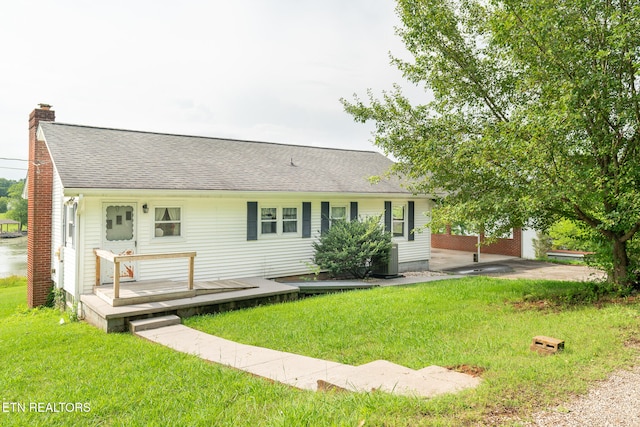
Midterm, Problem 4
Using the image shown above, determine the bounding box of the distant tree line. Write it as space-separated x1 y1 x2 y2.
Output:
0 178 27 229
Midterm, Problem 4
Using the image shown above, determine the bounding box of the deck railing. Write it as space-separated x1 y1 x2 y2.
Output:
94 249 196 299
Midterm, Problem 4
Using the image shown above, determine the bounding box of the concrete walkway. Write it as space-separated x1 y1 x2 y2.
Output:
131 250 602 399
128 251 543 398
132 252 565 398
133 317 481 398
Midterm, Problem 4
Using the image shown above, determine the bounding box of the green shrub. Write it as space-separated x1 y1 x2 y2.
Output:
312 216 391 279
548 219 599 252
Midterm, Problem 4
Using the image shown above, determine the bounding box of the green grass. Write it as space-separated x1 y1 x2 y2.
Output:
536 256 586 266
1 276 639 426
185 277 640 423
0 276 27 317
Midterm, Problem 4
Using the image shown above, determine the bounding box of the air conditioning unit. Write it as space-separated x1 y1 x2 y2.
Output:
373 243 399 278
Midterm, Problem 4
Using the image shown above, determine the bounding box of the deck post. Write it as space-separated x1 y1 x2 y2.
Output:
93 250 196 305
114 261 120 299
188 255 195 290
95 251 101 288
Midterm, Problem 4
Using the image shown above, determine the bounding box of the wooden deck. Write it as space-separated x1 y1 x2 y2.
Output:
95 279 258 306
81 277 300 332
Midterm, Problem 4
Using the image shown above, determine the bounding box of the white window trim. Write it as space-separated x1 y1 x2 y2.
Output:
152 205 184 241
260 207 278 235
259 205 301 238
330 205 348 223
281 206 299 234
392 203 406 239
64 201 77 249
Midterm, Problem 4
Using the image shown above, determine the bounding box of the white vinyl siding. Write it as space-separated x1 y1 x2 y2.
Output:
357 199 431 266
73 195 431 296
50 173 64 289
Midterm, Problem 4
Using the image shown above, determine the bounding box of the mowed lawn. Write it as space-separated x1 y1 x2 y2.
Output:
1 276 639 426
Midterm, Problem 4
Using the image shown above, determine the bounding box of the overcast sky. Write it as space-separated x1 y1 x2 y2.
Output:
0 0 424 181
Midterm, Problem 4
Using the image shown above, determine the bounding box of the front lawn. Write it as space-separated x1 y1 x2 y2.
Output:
185 277 640 424
1 276 638 426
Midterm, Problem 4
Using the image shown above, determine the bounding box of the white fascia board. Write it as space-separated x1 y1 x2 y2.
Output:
62 188 431 200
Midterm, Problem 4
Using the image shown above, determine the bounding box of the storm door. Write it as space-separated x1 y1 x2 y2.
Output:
101 204 137 284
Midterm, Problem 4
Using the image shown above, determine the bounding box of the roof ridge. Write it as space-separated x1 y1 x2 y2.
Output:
42 121 379 155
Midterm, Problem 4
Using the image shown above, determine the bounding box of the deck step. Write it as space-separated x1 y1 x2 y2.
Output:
129 315 181 333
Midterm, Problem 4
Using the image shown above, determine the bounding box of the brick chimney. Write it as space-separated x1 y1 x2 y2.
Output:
27 104 56 307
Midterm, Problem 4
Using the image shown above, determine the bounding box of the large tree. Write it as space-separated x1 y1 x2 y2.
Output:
343 0 640 288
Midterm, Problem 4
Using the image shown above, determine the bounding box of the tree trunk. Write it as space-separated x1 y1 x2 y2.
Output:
611 237 630 288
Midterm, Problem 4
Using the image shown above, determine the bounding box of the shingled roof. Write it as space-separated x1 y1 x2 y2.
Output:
40 122 409 194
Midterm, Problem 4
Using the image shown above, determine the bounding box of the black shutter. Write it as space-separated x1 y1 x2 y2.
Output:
302 202 311 238
408 201 415 241
384 201 392 233
350 202 358 221
321 202 330 235
247 202 258 241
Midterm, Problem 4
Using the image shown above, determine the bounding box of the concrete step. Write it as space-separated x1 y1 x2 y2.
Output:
316 360 481 398
129 315 181 333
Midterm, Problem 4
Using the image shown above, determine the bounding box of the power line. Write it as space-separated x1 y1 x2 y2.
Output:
0 157 28 162
0 166 27 171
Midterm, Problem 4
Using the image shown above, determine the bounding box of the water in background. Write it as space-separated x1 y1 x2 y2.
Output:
0 235 27 278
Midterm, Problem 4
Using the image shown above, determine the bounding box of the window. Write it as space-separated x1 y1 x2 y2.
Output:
64 203 77 248
282 207 298 233
331 206 347 222
259 206 300 236
155 207 181 237
392 205 405 237
261 207 277 234
106 205 134 241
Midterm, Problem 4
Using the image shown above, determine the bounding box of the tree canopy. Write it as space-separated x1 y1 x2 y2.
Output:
343 0 640 288
0 178 14 198
5 180 27 229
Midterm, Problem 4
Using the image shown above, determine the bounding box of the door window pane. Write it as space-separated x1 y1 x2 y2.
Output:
106 206 134 241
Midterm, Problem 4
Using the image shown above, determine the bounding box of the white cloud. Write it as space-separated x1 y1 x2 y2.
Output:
0 0 423 180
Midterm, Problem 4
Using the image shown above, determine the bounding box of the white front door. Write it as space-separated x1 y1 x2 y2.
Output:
101 203 137 284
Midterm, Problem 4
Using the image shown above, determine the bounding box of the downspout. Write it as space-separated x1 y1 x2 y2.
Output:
75 194 84 317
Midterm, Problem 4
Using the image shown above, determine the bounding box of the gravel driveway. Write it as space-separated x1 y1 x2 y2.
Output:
520 363 640 426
